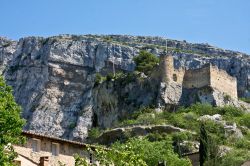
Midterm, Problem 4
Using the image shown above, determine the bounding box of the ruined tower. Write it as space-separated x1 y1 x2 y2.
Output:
159 52 174 83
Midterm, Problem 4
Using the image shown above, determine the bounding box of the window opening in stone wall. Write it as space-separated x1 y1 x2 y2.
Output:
173 74 177 82
52 143 60 156
32 139 41 152
13 160 21 166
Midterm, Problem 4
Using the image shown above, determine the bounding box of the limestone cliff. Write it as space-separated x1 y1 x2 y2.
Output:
0 34 249 141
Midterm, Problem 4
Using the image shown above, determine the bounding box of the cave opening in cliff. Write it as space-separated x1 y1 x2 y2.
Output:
92 113 98 127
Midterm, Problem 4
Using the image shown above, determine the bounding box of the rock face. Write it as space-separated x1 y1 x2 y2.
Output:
0 37 17 73
93 72 158 129
3 35 138 141
0 34 250 141
180 86 241 107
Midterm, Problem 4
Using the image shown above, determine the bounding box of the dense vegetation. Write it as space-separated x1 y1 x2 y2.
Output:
116 104 250 133
0 77 25 165
84 103 250 166
75 136 191 166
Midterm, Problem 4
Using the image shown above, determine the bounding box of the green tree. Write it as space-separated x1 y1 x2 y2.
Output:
133 51 159 75
75 144 147 166
199 123 208 166
75 137 191 166
0 76 25 165
112 137 191 166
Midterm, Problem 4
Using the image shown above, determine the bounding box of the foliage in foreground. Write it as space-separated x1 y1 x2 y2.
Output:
0 77 25 165
75 137 191 166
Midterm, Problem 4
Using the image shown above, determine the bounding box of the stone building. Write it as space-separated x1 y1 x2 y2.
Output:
13 131 96 166
159 53 238 105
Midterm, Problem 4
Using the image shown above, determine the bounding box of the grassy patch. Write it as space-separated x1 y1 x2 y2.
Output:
88 127 102 140
239 97 250 103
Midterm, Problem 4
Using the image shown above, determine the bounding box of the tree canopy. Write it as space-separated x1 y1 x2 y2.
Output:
133 51 159 75
0 76 25 165
75 137 191 166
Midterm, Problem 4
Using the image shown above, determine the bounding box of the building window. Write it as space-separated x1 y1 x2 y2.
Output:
32 139 41 152
51 143 60 156
13 160 21 166
173 74 177 82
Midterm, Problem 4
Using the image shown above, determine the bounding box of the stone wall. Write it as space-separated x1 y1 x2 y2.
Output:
14 155 38 166
160 54 238 104
210 65 238 99
183 64 211 89
173 68 185 85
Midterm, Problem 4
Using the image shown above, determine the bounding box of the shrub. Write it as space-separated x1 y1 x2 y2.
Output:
218 106 244 118
162 111 199 131
2 42 11 47
223 94 231 101
94 73 105 86
136 113 158 125
178 103 215 116
219 149 250 166
238 113 250 128
106 73 114 82
88 128 102 140
95 73 102 84
172 132 192 143
68 122 76 129
118 119 138 127
146 133 168 142
234 138 250 150
131 107 155 119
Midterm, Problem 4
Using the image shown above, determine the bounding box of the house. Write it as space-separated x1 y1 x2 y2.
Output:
13 131 96 166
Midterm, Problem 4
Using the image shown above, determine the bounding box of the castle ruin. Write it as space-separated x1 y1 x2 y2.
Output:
159 53 238 105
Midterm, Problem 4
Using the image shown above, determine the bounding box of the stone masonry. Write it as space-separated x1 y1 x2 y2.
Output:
159 53 238 105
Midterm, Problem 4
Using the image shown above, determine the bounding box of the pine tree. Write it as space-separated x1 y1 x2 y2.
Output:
199 123 208 166
133 51 159 75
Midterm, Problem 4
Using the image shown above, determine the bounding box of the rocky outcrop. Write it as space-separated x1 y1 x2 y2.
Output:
3 35 139 141
96 125 186 145
198 114 243 139
180 86 241 107
93 72 158 128
0 34 250 141
0 37 17 73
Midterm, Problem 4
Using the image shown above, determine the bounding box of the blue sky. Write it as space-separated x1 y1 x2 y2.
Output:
1 0 250 54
